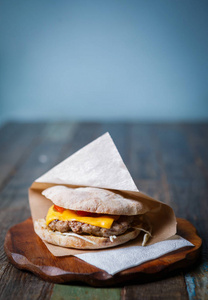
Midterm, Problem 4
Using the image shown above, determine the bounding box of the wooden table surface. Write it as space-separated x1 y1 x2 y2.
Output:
0 122 207 300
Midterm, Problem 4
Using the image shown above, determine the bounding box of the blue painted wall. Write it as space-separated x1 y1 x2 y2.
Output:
0 0 208 123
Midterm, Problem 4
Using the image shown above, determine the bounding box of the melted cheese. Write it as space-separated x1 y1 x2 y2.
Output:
46 205 119 229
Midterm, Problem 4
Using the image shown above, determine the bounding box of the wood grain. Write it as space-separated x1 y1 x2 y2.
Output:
4 217 201 287
51 285 121 300
0 122 80 300
0 122 207 299
0 122 45 189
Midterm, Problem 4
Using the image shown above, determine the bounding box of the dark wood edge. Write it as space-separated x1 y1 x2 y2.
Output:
4 218 202 286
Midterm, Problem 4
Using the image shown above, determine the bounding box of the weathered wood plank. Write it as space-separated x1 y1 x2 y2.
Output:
122 123 189 299
0 122 207 300
0 122 45 189
180 124 208 300
51 285 121 300
0 122 79 300
122 275 188 300
150 123 208 300
0 267 53 300
128 124 167 198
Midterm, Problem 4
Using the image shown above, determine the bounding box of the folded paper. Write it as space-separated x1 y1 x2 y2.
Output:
35 132 138 191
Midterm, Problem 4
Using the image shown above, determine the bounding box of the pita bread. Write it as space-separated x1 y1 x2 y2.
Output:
34 219 141 250
42 185 148 215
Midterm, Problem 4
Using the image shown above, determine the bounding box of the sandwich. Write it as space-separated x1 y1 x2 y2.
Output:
34 185 152 249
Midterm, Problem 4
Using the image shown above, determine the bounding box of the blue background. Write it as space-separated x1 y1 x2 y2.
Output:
0 0 208 124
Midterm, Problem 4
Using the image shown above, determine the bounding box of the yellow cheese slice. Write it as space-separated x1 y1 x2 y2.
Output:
46 205 119 229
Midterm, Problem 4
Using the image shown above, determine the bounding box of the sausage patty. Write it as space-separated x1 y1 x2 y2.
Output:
48 215 136 237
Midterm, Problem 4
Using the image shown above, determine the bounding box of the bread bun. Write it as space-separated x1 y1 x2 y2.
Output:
42 185 148 215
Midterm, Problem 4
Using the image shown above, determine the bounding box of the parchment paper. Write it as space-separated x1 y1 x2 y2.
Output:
29 132 177 256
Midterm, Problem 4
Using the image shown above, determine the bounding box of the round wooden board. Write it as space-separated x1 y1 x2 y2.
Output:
4 218 201 286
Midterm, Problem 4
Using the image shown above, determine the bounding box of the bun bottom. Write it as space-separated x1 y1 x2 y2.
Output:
34 219 141 250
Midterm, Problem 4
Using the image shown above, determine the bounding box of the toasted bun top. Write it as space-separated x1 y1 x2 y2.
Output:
42 185 149 215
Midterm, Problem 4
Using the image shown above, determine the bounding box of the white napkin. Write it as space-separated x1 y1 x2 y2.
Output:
75 235 193 275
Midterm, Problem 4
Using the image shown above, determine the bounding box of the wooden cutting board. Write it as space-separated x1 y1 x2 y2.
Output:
4 218 201 286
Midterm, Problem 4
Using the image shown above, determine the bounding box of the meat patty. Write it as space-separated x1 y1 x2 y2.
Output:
48 215 136 237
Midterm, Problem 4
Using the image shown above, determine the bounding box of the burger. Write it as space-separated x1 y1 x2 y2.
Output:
34 185 152 249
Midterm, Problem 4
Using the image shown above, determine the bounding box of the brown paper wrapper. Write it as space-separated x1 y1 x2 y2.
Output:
28 133 177 256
